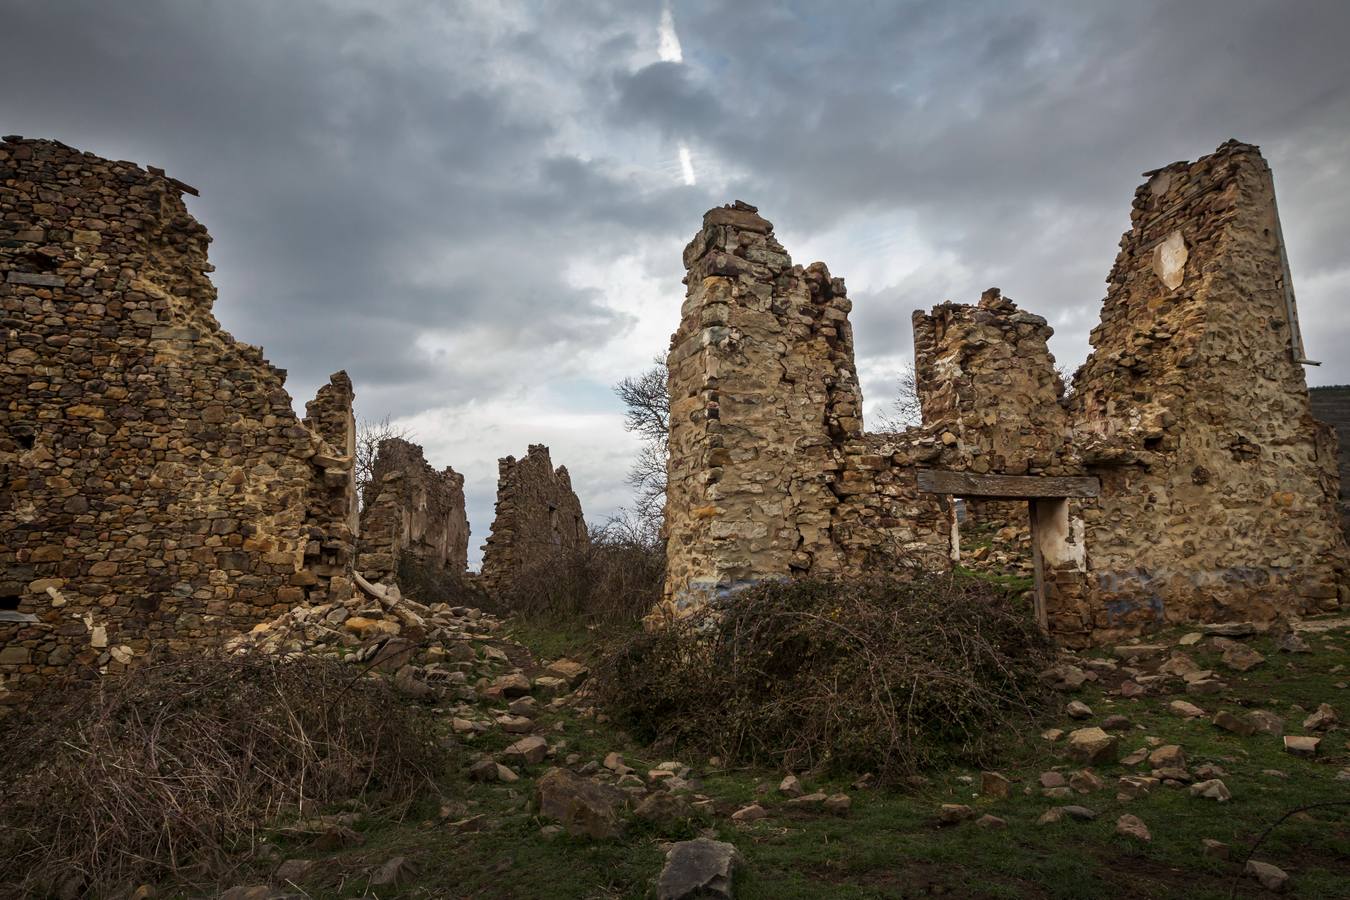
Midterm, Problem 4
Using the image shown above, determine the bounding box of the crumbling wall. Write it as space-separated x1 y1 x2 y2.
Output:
1071 140 1347 635
913 289 1074 476
661 141 1345 641
479 444 587 596
662 202 947 613
1309 386 1350 541
357 437 469 584
0 137 355 709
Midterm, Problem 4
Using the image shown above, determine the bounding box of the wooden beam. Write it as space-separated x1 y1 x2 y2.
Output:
917 469 1100 499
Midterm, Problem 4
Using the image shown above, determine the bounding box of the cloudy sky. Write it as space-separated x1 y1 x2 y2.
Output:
4 1 1347 564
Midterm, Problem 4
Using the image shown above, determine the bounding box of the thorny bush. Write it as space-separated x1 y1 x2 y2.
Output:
0 653 440 899
497 513 665 628
592 572 1054 781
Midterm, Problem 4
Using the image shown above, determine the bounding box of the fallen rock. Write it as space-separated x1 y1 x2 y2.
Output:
976 814 1007 829
1189 779 1231 802
1212 710 1256 737
496 714 534 734
1065 700 1093 719
1038 771 1067 789
1245 860 1289 893
1276 632 1311 654
504 735 549 765
1115 813 1151 842
536 768 626 839
1200 838 1229 859
1101 714 1132 731
656 838 742 900
1221 645 1265 673
938 803 975 825
1070 770 1104 794
778 775 804 797
1148 745 1185 769
635 792 695 826
274 859 316 883
1066 727 1118 765
494 672 532 697
1061 805 1097 821
1204 622 1257 637
1119 680 1146 699
730 804 767 823
823 793 852 816
1041 663 1088 692
1283 735 1320 758
981 771 1011 799
1303 703 1338 731
469 758 499 782
1178 632 1203 646
1186 678 1226 696
1169 700 1206 719
784 792 827 811
369 856 416 888
545 658 589 686
1041 728 1065 742
1116 775 1158 800
1248 710 1285 736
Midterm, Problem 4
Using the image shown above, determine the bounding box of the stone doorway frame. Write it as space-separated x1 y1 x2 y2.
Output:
917 471 1100 632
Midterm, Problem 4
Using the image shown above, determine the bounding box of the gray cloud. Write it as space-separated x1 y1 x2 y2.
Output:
3 0 1347 562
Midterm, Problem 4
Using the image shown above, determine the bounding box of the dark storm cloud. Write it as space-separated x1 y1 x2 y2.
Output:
3 0 1347 560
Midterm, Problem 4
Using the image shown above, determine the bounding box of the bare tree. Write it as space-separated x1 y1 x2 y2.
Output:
614 358 669 532
355 416 412 507
874 364 923 432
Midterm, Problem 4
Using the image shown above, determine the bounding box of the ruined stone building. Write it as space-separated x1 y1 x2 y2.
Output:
662 141 1347 644
479 444 588 596
357 437 469 584
0 137 358 707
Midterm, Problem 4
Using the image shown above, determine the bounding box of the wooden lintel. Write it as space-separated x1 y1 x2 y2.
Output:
916 469 1100 499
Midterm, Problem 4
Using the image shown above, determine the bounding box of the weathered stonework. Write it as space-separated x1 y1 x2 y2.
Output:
663 141 1347 641
1069 140 1346 638
661 202 947 615
0 137 356 708
357 437 469 584
1310 386 1350 540
479 444 587 596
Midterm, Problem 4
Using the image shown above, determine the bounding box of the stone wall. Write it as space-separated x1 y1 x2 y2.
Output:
479 444 587 596
662 202 947 615
357 437 469 584
913 289 1074 476
0 137 356 709
1070 140 1346 637
1309 386 1350 541
662 141 1346 641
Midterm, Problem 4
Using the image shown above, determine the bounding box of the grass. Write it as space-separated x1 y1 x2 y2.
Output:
154 620 1348 899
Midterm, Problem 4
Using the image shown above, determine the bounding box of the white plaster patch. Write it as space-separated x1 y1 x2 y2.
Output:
1153 230 1188 290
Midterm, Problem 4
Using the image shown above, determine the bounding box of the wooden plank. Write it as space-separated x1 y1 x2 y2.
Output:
917 469 1100 499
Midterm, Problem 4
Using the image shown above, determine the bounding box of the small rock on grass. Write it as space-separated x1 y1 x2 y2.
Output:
1065 700 1093 719
1245 860 1289 893
1283 735 1320 757
981 771 1011 799
1066 727 1118 765
1212 710 1256 736
938 803 975 825
730 804 767 823
1200 838 1229 859
657 838 742 900
823 793 852 815
1303 703 1338 731
976 814 1006 829
1115 814 1151 842
370 856 416 888
778 774 804 797
1189 779 1231 802
1169 700 1206 719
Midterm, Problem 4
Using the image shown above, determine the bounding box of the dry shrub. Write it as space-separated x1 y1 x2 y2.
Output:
0 653 439 898
499 515 665 627
592 572 1053 780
